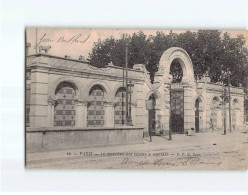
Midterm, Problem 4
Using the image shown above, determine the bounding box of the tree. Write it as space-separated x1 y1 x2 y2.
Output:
88 30 248 87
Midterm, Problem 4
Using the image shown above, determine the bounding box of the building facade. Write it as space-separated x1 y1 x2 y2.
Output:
26 47 246 152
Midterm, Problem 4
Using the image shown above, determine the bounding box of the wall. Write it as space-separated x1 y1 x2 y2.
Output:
26 126 144 152
27 54 151 129
26 51 246 138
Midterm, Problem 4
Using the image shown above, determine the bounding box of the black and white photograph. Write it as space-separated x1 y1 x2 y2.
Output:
25 28 248 169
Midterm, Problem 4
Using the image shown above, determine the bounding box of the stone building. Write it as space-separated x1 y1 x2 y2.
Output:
25 47 246 152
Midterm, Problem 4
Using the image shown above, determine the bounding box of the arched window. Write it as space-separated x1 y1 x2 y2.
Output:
87 85 105 127
54 82 76 126
210 97 222 130
114 87 126 125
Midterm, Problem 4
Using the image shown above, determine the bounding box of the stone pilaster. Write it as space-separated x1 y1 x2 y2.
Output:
183 85 195 132
75 101 88 127
163 83 171 132
205 96 212 131
104 102 115 127
29 68 49 127
47 98 56 127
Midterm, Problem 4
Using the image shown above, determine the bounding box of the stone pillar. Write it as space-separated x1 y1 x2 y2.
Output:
216 108 222 130
29 68 49 127
239 97 245 131
104 102 115 127
226 103 230 131
183 85 195 133
75 101 88 127
47 99 55 127
199 109 206 132
234 109 239 131
163 83 170 132
205 96 212 131
144 109 149 132
131 103 137 126
134 84 145 127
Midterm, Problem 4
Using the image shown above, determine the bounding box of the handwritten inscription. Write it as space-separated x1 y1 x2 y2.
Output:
34 33 91 49
121 157 223 167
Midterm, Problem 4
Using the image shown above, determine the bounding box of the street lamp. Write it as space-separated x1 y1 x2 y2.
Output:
220 87 229 135
168 75 173 140
127 81 134 126
227 68 232 132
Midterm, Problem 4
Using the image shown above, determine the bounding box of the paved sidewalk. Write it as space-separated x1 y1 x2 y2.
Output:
26 131 248 164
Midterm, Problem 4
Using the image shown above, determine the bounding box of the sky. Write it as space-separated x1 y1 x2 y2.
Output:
26 28 248 60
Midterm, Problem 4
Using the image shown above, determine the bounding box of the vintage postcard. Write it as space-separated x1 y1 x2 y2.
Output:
25 28 248 169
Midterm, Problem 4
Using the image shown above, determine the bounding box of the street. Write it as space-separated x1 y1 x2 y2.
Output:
26 131 248 169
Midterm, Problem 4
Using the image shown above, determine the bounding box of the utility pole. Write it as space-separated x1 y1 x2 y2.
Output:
169 85 172 140
125 43 133 126
122 45 125 125
221 87 227 135
125 43 129 124
228 69 232 132
128 81 134 126
166 75 173 140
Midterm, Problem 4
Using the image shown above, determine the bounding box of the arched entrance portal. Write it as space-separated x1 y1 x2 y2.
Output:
153 47 196 134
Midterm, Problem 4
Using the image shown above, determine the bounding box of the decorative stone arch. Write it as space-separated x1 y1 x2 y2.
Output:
154 47 195 87
145 90 163 135
48 76 84 127
193 94 206 132
112 82 126 101
87 80 111 102
86 80 114 127
232 98 240 131
145 90 163 110
193 94 205 111
152 47 196 133
48 76 84 103
113 86 127 126
211 96 222 109
210 95 223 131
233 98 239 108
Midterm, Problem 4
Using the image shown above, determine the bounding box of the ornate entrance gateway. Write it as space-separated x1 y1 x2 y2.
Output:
152 47 196 134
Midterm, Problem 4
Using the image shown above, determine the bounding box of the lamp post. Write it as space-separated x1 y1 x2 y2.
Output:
169 85 172 140
124 42 133 126
146 96 155 142
221 87 228 135
125 43 128 124
168 75 173 140
127 81 134 126
227 69 232 132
